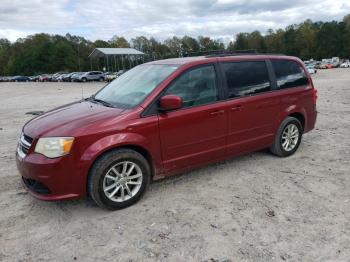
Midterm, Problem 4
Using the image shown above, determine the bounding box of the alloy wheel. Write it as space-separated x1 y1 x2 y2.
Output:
281 123 299 151
102 161 143 202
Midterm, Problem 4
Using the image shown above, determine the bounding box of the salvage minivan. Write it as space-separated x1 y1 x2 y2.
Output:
16 54 317 210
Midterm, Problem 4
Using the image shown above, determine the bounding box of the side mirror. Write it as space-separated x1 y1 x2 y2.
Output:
159 95 183 111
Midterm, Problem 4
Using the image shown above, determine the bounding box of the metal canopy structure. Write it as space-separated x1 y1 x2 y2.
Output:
88 48 145 72
88 48 144 59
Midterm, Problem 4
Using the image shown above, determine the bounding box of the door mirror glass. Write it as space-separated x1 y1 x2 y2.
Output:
159 95 183 111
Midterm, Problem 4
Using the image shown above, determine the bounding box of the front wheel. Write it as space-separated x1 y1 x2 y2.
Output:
88 149 150 210
270 117 303 157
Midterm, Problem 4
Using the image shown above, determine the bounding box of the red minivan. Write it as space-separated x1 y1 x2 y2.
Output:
16 54 317 210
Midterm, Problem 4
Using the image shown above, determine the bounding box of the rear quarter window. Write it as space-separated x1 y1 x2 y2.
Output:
271 60 309 89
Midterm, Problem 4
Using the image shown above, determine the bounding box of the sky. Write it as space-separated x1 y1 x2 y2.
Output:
0 0 349 43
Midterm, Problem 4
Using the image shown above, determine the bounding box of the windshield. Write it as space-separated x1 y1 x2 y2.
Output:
94 64 178 109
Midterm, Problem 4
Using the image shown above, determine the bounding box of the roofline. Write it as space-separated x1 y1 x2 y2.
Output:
145 54 299 66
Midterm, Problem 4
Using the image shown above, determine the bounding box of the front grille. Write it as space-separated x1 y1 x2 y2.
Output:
22 177 51 195
18 133 33 157
23 134 33 144
21 144 29 154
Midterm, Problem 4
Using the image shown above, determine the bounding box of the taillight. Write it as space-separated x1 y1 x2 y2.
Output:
312 88 318 105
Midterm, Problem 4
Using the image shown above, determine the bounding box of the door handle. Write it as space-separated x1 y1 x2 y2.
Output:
210 110 225 116
231 105 242 112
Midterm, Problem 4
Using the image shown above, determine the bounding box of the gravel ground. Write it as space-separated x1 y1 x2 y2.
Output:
0 69 349 262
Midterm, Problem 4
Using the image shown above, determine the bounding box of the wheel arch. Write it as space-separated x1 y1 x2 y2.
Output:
83 134 158 180
277 105 307 134
288 112 305 131
84 143 157 197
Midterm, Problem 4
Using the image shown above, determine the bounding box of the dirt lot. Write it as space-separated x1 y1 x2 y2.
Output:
0 69 349 262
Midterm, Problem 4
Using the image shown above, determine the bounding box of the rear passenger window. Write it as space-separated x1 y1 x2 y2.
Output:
271 60 309 89
223 61 271 98
164 65 219 108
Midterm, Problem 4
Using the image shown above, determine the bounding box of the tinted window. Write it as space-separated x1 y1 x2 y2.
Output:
223 61 271 98
272 60 309 89
164 65 219 108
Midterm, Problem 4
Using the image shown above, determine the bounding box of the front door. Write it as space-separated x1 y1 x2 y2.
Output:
158 64 227 173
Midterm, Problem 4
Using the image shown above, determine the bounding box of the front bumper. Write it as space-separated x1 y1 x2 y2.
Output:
16 150 86 201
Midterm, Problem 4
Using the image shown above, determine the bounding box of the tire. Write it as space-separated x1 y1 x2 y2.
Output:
88 148 151 210
82 78 87 82
270 117 303 157
99 77 104 82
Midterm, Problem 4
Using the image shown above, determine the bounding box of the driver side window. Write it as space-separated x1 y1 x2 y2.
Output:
164 65 219 108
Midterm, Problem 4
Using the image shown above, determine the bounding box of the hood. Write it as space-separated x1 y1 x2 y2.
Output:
23 101 126 138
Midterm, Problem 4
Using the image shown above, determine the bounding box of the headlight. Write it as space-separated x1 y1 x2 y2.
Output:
35 137 74 158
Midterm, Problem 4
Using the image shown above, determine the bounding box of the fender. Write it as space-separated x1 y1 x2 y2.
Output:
81 132 161 165
274 104 307 133
76 132 163 191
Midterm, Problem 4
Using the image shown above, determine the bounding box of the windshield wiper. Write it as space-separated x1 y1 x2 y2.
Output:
87 96 115 108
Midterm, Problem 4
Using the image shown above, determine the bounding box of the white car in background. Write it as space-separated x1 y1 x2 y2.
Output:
340 62 350 68
306 66 317 74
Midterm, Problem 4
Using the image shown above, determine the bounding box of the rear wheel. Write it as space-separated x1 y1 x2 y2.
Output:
270 117 303 157
88 149 150 210
82 77 87 82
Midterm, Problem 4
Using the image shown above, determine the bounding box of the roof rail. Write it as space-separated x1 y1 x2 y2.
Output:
206 51 287 58
184 49 285 58
206 49 258 57
184 49 257 57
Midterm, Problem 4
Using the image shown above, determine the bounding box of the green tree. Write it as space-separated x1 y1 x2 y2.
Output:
109 36 130 48
181 36 200 55
1 13 350 76
233 33 249 50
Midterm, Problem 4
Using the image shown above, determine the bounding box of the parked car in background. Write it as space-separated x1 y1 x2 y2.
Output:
332 62 340 68
16 54 318 210
61 72 78 82
106 72 117 82
116 69 127 77
11 76 31 82
306 65 317 74
105 70 128 82
39 74 52 82
71 72 85 82
56 74 66 82
340 61 350 68
75 71 105 82
29 75 40 82
51 72 67 82
318 64 328 69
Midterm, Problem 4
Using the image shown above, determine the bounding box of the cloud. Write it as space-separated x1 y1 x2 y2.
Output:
0 0 349 43
0 29 31 41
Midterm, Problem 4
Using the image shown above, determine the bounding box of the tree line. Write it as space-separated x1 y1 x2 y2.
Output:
0 14 349 76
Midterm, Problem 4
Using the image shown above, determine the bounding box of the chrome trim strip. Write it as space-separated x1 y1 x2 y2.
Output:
17 146 26 159
20 134 31 147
